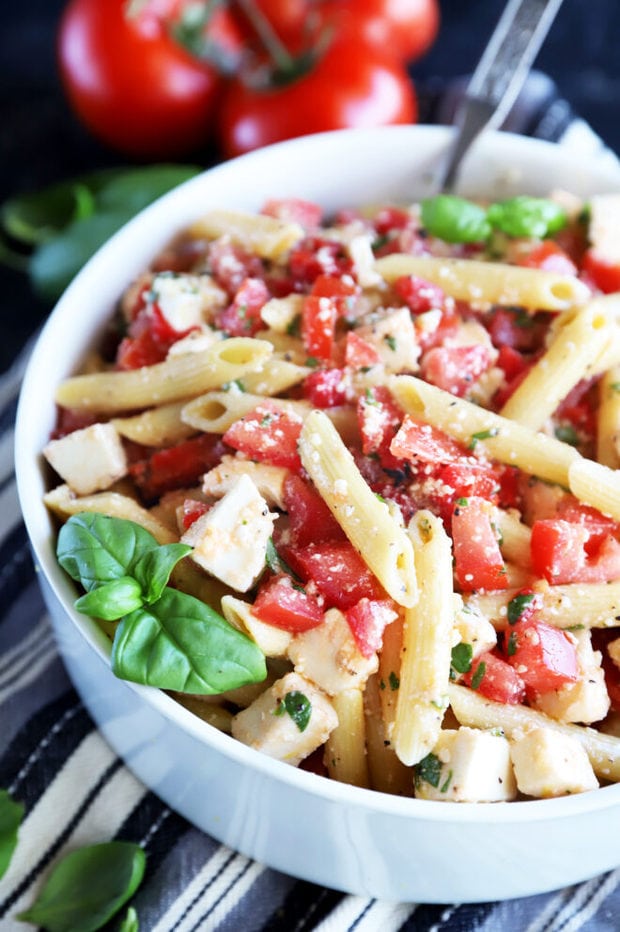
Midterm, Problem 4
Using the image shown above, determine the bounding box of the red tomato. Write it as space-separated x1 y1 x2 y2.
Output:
57 0 234 157
358 386 404 470
301 295 338 361
117 303 195 370
261 197 324 229
233 0 310 47
324 0 440 62
252 573 324 632
345 598 397 658
530 519 620 585
393 274 447 313
288 541 385 611
302 368 348 408
289 237 353 287
129 434 225 503
581 249 620 294
452 497 509 591
420 344 494 397
390 415 464 465
215 277 270 336
222 401 303 470
462 652 526 705
280 474 346 549
520 240 578 276
180 498 210 530
505 620 579 695
218 34 417 159
345 332 381 369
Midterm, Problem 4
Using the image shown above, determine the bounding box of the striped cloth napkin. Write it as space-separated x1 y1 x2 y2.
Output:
2 75 620 932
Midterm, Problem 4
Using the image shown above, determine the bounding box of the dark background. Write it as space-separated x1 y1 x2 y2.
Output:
2 0 619 374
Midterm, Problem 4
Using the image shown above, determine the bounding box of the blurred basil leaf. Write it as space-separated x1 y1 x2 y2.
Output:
0 789 24 880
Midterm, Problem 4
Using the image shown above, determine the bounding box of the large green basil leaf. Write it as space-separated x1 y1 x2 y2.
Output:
111 587 267 694
132 543 192 604
16 841 145 932
57 513 161 593
0 789 24 880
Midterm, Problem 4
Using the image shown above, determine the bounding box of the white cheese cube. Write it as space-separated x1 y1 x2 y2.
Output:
231 671 338 765
510 727 599 798
452 600 497 663
260 294 304 333
347 234 383 288
357 307 420 374
166 328 224 357
288 608 379 696
532 630 610 724
181 474 276 592
151 272 227 332
43 423 127 495
414 727 517 802
588 194 620 264
202 455 290 510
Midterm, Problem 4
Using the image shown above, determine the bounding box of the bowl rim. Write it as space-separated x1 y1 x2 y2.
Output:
15 123 620 827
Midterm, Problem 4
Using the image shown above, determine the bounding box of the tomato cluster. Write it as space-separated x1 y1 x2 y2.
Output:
56 0 439 160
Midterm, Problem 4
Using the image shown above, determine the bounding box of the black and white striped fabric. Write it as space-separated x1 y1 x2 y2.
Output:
2 79 620 931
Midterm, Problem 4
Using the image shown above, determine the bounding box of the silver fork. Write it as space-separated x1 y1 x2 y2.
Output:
437 0 566 192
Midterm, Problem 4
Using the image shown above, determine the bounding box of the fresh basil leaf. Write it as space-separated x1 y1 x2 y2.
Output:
421 195 491 243
450 642 473 675
487 196 567 239
111 587 267 694
415 752 442 789
57 513 161 593
96 165 200 214
279 690 312 732
118 906 139 932
75 576 144 621
0 789 24 880
16 841 145 932
133 543 192 604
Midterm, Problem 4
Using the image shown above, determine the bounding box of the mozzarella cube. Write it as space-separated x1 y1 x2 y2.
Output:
202 455 289 510
181 474 276 592
532 630 610 724
166 328 224 357
510 727 598 797
452 601 497 663
151 272 227 331
288 608 379 696
357 307 420 374
231 671 338 765
43 423 127 495
414 727 517 802
347 234 383 288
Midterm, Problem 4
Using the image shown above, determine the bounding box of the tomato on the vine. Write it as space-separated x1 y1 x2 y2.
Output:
217 33 417 159
57 0 242 158
326 0 440 63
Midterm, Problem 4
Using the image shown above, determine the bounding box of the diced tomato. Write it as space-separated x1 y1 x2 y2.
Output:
311 273 359 317
486 307 547 352
414 305 461 352
280 474 346 549
287 541 385 611
581 248 620 294
393 274 447 314
554 378 596 438
252 573 324 632
302 367 347 408
530 518 620 584
129 434 225 503
452 497 509 591
462 651 526 704
390 415 464 465
505 619 579 695
496 345 529 382
372 206 411 235
51 406 99 440
345 598 397 658
301 294 338 361
358 386 404 471
420 344 493 397
208 240 264 294
496 464 521 510
180 498 210 530
289 236 353 286
261 197 323 229
437 461 499 503
116 304 193 370
344 331 381 368
520 240 578 276
215 277 269 337
222 401 303 471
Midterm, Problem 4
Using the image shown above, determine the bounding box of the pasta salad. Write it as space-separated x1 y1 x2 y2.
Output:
43 189 620 802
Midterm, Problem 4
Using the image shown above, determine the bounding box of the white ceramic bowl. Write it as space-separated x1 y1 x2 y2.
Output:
15 125 620 904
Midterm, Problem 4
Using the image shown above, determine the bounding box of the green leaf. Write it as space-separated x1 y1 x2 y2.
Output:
415 752 442 789
274 691 312 732
132 543 192 604
96 165 200 215
57 513 161 593
16 841 145 932
118 906 139 932
111 587 267 694
507 592 536 625
0 789 24 880
421 195 492 243
75 577 144 621
450 642 473 675
487 196 567 239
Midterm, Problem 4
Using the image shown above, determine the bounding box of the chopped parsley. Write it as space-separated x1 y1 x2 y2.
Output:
470 661 486 690
364 388 379 406
415 752 442 789
468 427 499 450
555 424 580 446
506 631 518 657
305 356 319 368
286 314 301 337
450 642 473 677
274 690 312 732
265 538 296 577
507 591 535 625
222 378 245 393
383 334 397 351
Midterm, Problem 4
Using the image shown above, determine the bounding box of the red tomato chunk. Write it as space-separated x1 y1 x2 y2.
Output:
223 402 303 471
505 620 579 695
452 497 508 591
345 598 397 658
287 541 385 611
252 573 324 632
530 518 620 584
462 651 526 705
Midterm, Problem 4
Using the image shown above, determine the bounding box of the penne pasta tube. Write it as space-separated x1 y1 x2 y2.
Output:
390 375 580 488
55 338 273 414
378 613 404 737
448 682 620 782
111 401 196 447
325 689 370 789
242 358 310 395
363 673 413 795
499 303 611 429
392 512 453 767
299 410 417 607
568 457 620 521
374 254 591 311
187 208 304 260
597 367 620 469
181 391 312 434
221 595 292 657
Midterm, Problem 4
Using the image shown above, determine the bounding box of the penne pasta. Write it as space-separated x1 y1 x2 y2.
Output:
325 689 370 788
187 208 304 260
111 401 196 447
465 580 620 631
596 367 620 469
